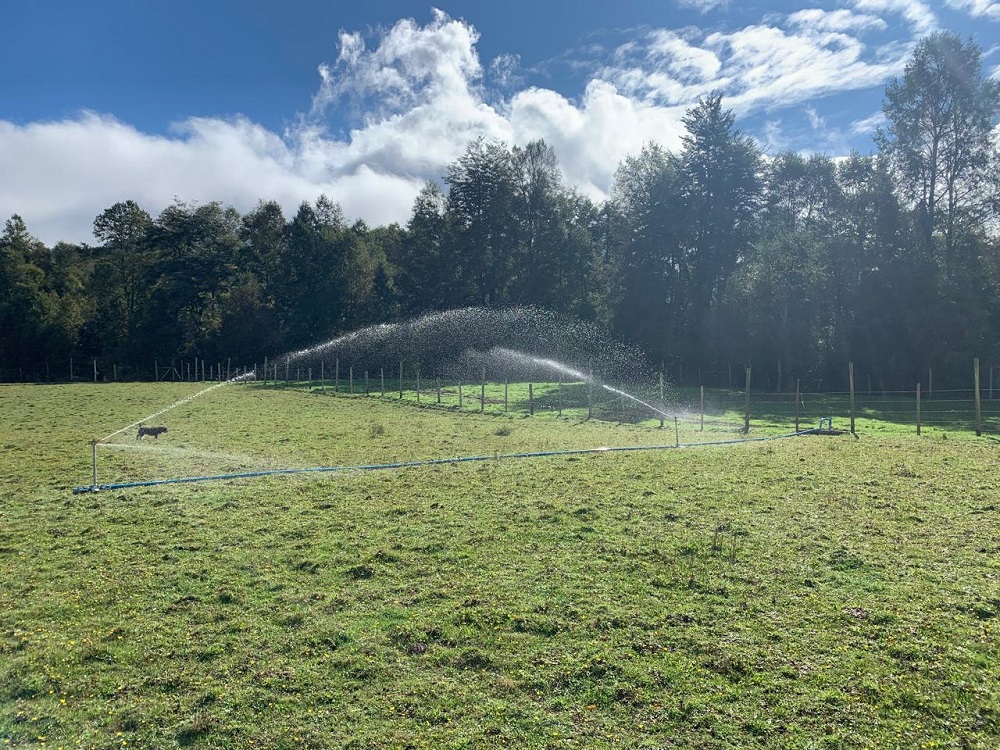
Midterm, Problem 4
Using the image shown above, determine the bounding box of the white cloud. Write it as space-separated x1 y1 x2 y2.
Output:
945 0 1000 20
676 0 729 12
850 0 937 33
786 8 888 33
604 23 909 116
851 111 887 134
0 114 426 245
0 8 926 245
648 30 723 82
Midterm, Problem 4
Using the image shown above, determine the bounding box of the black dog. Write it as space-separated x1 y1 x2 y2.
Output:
137 425 168 440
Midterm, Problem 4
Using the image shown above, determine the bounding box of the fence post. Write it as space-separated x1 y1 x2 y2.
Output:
91 439 98 489
399 361 404 400
320 360 324 391
458 379 463 409
916 383 921 436
437 376 441 404
674 416 679 447
974 358 982 437
795 379 800 433
308 368 312 390
849 362 856 435
365 370 369 396
381 368 385 397
350 366 354 394
700 385 705 432
335 358 340 393
743 366 751 433
285 358 289 384
928 368 933 397
70 358 74 381
557 374 563 416
504 378 509 412
416 368 421 404
588 366 594 420
659 372 664 429
528 383 534 415
481 368 486 413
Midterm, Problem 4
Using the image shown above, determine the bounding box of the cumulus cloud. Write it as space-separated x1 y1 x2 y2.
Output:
0 7 930 245
0 114 426 246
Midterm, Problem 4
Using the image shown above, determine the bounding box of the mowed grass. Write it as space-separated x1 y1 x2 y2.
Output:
0 383 998 749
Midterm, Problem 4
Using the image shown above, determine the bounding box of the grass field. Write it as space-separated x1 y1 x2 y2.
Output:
1 382 998 749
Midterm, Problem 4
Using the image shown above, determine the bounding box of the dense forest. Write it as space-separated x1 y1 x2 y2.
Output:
2 32 999 390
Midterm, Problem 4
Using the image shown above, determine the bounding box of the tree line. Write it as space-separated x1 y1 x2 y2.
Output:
2 32 998 390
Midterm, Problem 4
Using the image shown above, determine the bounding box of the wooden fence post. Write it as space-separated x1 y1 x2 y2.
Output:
399 361 403 400
588 366 594 420
436 376 441 404
659 372 664 429
974 358 982 437
335 358 340 393
795 379 800 433
743 366 752 433
528 383 534 415
380 368 385 397
849 362 856 435
365 370 370 395
557 374 562 416
916 383 921 436
700 385 705 432
847 362 856 435
458 379 463 409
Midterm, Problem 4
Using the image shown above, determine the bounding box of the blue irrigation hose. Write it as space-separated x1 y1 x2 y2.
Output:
72 428 822 494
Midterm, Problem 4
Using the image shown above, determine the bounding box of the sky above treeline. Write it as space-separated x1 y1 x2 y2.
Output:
2 0 998 245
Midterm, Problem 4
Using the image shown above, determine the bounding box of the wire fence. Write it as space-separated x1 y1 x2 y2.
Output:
7 356 997 439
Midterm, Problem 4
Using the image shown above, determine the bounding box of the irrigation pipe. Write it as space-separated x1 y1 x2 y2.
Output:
73 427 824 494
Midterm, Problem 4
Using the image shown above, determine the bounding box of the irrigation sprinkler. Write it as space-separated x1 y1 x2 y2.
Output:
73 426 826 495
90 439 98 489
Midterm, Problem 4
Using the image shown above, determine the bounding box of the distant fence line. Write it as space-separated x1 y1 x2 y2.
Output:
3 357 996 437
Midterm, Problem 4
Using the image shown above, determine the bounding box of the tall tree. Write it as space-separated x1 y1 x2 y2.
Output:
877 32 1000 274
90 201 153 359
445 138 519 306
608 142 687 359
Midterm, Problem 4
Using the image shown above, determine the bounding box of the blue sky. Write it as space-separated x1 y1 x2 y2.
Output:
2 0 998 244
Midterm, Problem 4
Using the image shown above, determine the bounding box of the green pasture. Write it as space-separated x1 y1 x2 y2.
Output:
1 382 998 749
